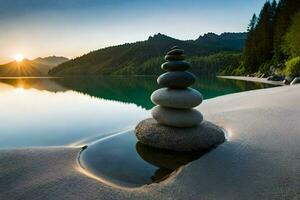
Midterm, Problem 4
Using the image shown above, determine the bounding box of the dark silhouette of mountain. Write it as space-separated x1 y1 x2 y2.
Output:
0 56 68 77
49 32 246 76
196 32 247 50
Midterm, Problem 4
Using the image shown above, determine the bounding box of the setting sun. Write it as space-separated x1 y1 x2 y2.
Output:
14 54 24 62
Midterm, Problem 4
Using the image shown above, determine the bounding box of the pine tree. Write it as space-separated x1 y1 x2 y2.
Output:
255 1 273 65
244 14 258 73
271 0 277 18
247 14 258 32
243 2 274 73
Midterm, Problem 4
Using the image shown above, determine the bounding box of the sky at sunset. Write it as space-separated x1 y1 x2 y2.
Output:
0 0 266 64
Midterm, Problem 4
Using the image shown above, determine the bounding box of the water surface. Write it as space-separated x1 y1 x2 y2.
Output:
79 130 207 187
0 76 274 149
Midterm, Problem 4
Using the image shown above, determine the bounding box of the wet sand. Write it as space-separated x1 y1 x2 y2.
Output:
1 85 300 199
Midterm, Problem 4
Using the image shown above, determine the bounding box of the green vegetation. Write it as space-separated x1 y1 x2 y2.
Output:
111 52 242 76
284 57 300 76
283 12 300 58
242 0 300 75
49 33 246 76
188 52 242 76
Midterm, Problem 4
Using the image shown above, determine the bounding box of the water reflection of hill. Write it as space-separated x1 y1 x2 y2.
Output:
0 78 67 92
0 76 274 110
55 76 274 110
54 77 158 110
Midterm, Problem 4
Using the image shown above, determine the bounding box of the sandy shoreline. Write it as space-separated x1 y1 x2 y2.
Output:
218 75 285 86
1 85 300 199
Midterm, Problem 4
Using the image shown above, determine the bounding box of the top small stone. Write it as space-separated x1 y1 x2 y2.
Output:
165 54 186 61
171 46 179 50
167 49 184 56
165 46 185 61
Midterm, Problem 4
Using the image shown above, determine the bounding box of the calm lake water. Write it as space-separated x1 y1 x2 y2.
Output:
0 76 274 149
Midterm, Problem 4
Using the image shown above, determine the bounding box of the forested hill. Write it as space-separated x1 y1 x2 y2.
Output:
49 32 246 76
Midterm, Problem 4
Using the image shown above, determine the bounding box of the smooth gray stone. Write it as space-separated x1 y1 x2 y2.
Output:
167 49 184 56
135 118 225 151
161 61 191 71
171 46 179 50
158 71 196 88
165 54 185 61
151 88 203 109
151 106 203 127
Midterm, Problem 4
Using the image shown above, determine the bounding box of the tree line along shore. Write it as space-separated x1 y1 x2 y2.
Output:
228 0 300 83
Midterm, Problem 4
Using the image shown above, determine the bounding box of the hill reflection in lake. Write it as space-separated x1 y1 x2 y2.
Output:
0 76 274 110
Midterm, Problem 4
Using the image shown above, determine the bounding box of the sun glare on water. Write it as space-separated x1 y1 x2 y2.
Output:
16 88 25 93
14 54 24 62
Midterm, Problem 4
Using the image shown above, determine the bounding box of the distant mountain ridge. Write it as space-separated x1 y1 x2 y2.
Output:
196 32 247 50
34 56 69 68
49 32 246 76
0 56 68 77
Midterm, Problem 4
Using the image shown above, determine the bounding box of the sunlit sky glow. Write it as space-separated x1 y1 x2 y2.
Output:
0 0 266 64
14 53 24 62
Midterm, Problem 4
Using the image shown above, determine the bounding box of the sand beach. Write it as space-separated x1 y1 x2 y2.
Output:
1 84 299 200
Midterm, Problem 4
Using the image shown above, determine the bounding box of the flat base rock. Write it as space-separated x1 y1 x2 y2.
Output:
135 118 225 151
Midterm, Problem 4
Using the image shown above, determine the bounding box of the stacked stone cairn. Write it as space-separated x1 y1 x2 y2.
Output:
151 46 203 128
135 46 225 152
